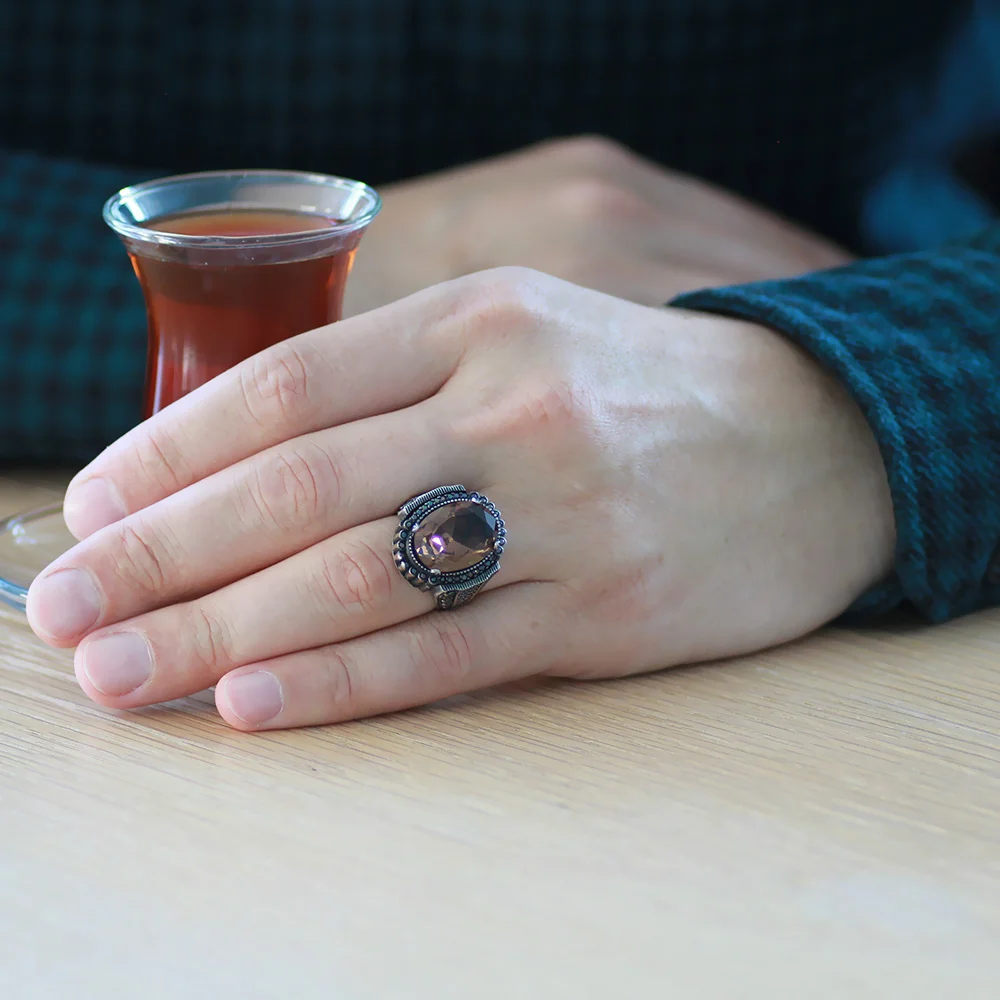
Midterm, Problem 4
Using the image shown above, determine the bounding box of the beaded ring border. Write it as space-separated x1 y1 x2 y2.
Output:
392 485 506 610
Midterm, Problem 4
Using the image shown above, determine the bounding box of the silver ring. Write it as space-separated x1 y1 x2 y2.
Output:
392 485 506 610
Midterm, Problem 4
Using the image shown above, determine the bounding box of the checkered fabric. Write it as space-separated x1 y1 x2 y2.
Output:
1 0 997 622
0 152 145 460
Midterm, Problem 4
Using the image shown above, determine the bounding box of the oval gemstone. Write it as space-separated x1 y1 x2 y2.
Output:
412 500 498 572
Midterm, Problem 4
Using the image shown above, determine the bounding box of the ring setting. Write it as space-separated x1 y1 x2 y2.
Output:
393 485 506 610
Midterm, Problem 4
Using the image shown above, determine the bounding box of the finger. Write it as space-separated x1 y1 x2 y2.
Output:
63 279 468 538
28 400 476 644
656 221 847 282
618 208 819 286
555 185 823 290
594 144 851 270
608 144 806 237
214 582 566 730
70 509 532 710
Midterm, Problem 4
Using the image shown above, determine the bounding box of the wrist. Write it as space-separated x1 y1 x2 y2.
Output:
672 308 897 609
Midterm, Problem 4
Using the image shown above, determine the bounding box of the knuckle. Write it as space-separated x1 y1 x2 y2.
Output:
549 133 632 171
554 176 645 223
316 539 395 617
451 373 597 448
132 425 190 495
247 441 342 531
570 561 669 651
239 341 316 430
189 605 235 673
521 378 596 430
455 267 543 342
318 646 359 717
411 618 476 688
114 520 173 595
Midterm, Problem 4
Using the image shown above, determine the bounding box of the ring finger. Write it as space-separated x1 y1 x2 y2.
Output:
72 501 534 710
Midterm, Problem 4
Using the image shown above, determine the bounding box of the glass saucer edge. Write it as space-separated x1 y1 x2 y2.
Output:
0 502 69 612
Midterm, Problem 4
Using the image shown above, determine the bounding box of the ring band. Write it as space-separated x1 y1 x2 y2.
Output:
392 485 506 610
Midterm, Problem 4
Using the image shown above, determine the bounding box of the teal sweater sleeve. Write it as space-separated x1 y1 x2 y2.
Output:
672 225 1000 623
0 150 148 463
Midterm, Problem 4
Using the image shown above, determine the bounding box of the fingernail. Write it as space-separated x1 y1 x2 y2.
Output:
64 477 127 539
28 568 103 640
81 632 154 697
223 671 284 725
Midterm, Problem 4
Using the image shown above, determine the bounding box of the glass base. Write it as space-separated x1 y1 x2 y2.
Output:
0 503 77 611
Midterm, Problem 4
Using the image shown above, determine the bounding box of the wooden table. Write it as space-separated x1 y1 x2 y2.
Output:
1 473 999 999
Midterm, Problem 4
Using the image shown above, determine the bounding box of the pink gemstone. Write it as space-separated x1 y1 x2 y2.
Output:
412 500 498 572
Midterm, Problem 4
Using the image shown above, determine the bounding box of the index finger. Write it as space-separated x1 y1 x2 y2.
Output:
63 280 465 539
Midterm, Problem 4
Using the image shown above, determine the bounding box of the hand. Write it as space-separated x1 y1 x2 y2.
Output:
344 136 853 315
27 269 894 730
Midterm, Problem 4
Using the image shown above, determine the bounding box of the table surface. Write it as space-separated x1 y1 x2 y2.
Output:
1 472 999 999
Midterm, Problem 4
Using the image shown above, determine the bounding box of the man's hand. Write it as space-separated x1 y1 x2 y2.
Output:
345 136 852 315
28 269 893 730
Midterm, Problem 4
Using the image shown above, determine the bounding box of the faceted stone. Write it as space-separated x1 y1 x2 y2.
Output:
412 500 498 572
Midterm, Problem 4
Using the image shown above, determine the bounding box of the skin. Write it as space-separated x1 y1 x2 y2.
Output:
344 136 853 316
26 267 895 731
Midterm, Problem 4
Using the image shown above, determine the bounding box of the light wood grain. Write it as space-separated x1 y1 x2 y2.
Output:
1 472 999 999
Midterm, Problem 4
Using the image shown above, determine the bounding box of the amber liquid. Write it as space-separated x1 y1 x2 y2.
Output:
132 208 354 417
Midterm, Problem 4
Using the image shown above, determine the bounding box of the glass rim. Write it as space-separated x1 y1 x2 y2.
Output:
102 168 382 251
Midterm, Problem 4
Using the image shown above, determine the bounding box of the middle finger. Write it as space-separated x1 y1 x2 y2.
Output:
27 401 474 645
